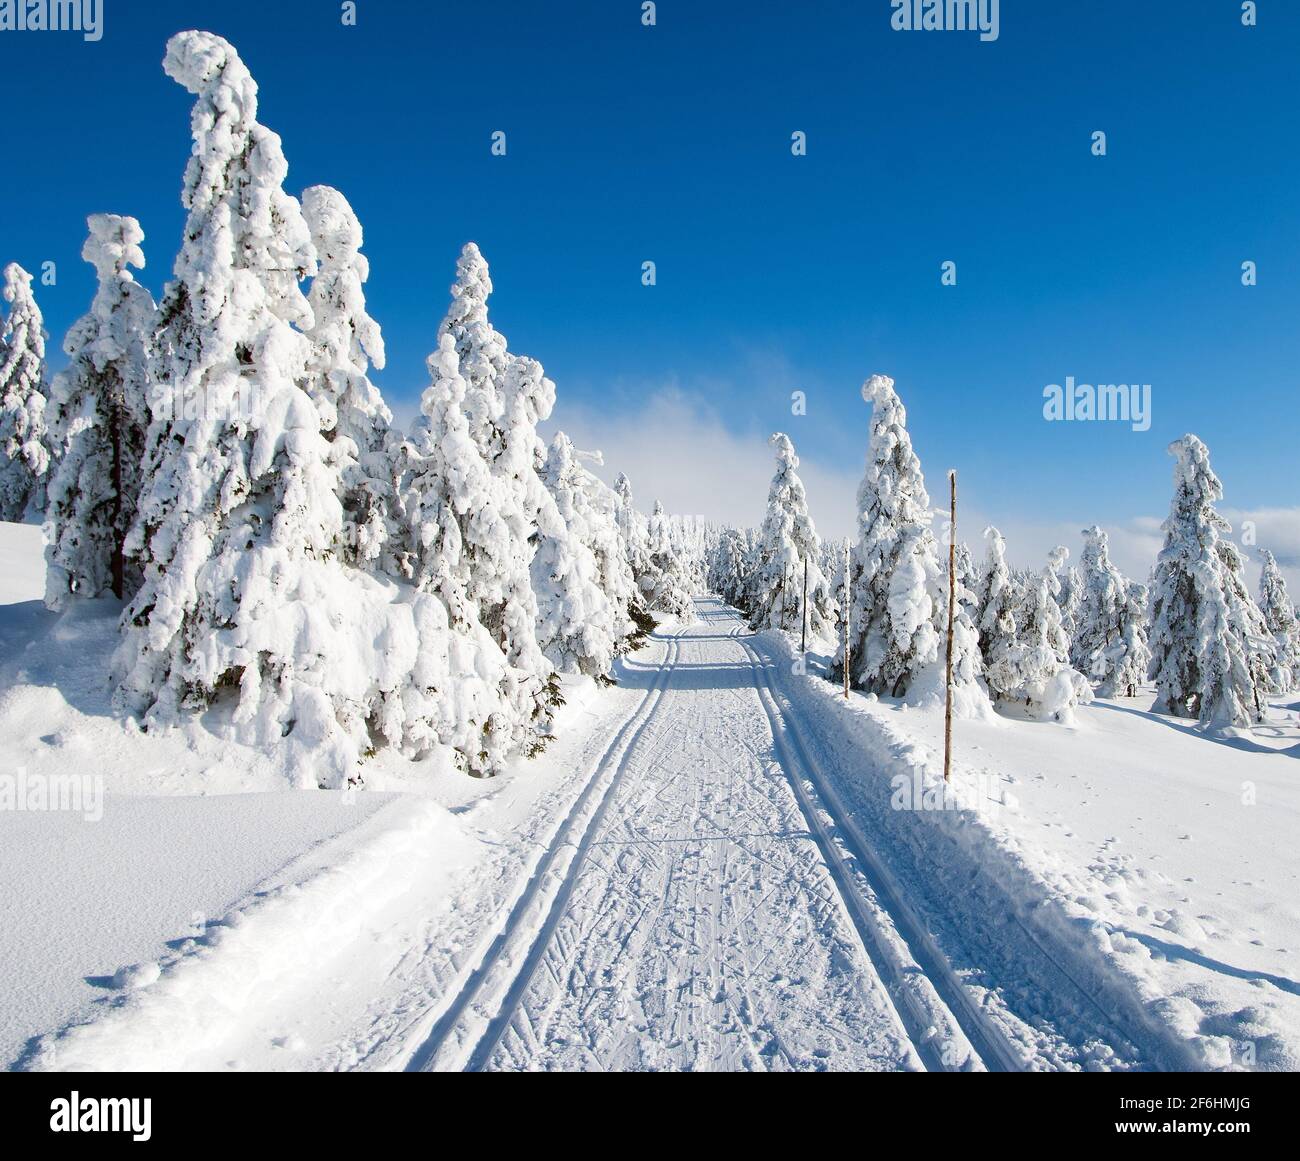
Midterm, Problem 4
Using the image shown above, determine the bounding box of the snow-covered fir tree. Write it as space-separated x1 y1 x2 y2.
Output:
1117 580 1153 699
561 445 639 654
403 332 554 767
950 540 978 620
1013 548 1093 722
749 433 835 638
614 472 650 585
1148 434 1272 727
430 243 559 718
846 375 987 713
1258 549 1298 694
848 375 939 695
499 353 609 681
44 216 156 606
301 184 397 570
975 526 1024 704
1072 525 1151 697
668 515 709 595
1054 551 1083 645
708 526 751 611
641 500 694 617
0 262 50 522
533 431 628 677
440 242 510 461
615 472 688 617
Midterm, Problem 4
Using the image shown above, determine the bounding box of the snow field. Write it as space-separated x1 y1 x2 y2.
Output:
760 626 1300 1070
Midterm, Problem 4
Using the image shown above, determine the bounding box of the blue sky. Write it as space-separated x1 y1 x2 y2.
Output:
2 0 1297 580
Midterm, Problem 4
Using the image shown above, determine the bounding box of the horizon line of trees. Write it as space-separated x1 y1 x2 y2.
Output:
707 379 1298 731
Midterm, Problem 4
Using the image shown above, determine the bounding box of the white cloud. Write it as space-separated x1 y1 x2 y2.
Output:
545 387 861 539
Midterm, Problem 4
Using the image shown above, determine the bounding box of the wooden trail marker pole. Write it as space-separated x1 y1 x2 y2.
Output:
944 470 957 784
843 539 851 700
801 557 809 655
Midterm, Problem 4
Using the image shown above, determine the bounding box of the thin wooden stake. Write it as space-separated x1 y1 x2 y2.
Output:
944 471 957 784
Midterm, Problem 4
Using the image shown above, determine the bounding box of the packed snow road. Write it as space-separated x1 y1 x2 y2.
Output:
26 596 1188 1073
406 599 1017 1072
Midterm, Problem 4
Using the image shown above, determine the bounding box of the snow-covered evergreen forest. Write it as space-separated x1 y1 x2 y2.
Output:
708 378 1295 734
2 32 1295 794
1 31 713 788
2 23 1299 1083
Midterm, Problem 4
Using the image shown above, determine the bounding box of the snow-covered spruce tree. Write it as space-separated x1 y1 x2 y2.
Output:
45 216 156 606
439 242 511 461
614 472 650 582
846 375 987 713
0 263 50 522
708 526 751 611
433 245 559 697
1148 434 1272 727
1117 580 1154 699
403 332 551 768
614 471 680 622
951 540 978 620
640 500 694 618
1013 548 1093 722
750 432 834 637
533 431 625 677
975 526 1024 704
1072 525 1151 697
1055 552 1083 645
1258 549 1298 694
669 515 709 594
115 32 497 788
564 446 640 654
493 352 602 681
301 185 398 571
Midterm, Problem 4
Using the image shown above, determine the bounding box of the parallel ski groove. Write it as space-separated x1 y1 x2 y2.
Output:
402 628 686 1073
728 615 1024 1073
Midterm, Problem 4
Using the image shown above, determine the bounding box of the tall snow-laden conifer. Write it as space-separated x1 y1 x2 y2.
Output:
845 376 988 713
570 449 640 653
975 526 1023 703
1072 526 1151 697
1013 548 1093 722
642 500 694 617
403 331 549 769
0 263 50 522
1148 435 1272 727
848 375 938 694
709 526 751 612
1056 555 1083 644
1258 549 1298 694
750 433 834 636
535 432 628 676
45 216 156 606
435 247 554 687
614 472 651 593
301 185 397 570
